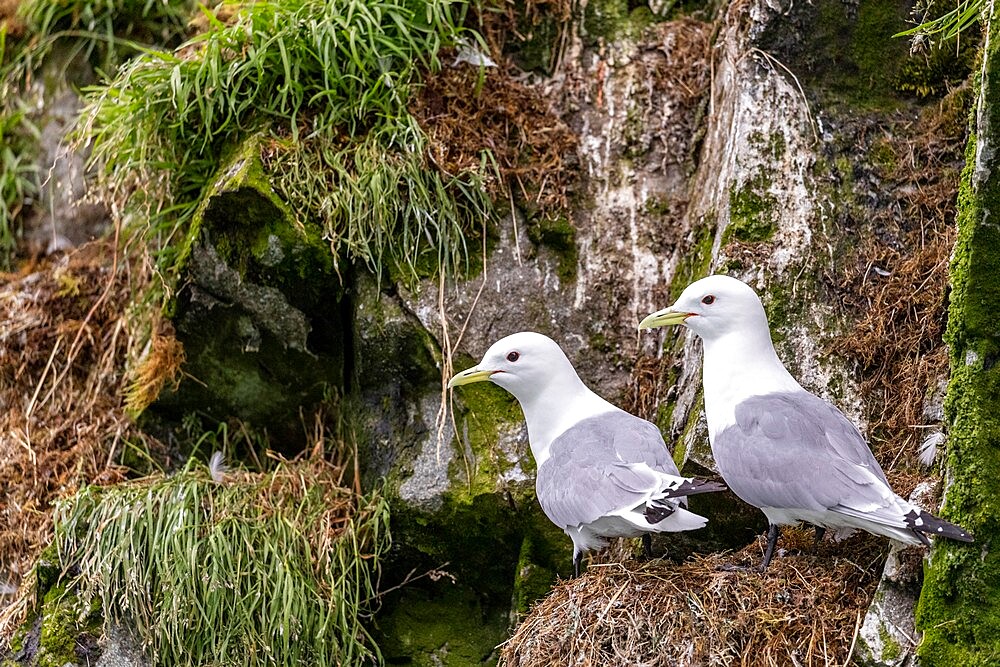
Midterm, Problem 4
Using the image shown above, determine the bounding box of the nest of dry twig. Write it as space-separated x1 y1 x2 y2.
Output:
0 242 171 604
500 530 888 667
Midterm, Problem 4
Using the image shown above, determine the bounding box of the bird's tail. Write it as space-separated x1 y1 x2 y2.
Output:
905 509 974 544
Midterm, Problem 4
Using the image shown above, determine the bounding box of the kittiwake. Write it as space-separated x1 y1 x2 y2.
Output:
639 275 973 570
448 331 725 576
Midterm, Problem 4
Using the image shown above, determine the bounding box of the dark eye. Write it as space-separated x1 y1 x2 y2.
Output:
702 295 716 305
507 351 520 362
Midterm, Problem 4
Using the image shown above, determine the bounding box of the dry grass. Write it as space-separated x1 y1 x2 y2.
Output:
0 0 25 37
0 241 165 629
123 322 185 415
411 63 578 214
500 530 888 667
833 86 969 473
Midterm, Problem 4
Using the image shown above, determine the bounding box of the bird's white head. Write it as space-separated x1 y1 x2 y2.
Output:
638 274 771 344
448 331 580 405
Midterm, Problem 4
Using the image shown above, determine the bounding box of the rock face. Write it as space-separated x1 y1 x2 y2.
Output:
18 48 109 256
0 0 986 664
154 140 346 429
142 1 973 663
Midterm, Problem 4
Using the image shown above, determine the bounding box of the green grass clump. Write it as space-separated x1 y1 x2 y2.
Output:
0 106 38 267
896 0 985 44
78 0 492 289
54 459 390 666
13 0 196 75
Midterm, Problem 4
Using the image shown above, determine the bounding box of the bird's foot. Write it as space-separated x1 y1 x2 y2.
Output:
641 534 653 560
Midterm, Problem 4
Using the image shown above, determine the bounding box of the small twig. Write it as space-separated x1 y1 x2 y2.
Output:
750 47 819 145
842 610 863 667
366 562 454 603
33 219 123 416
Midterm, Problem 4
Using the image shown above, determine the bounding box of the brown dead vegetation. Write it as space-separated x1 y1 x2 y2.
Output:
0 242 170 598
833 86 969 475
0 0 25 38
501 529 887 667
412 63 578 215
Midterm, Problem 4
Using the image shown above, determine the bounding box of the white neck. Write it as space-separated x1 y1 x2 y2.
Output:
701 330 802 441
517 378 618 466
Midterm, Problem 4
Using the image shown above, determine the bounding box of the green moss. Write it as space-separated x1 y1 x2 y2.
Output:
896 39 977 99
757 0 974 110
35 582 101 667
869 137 897 174
582 0 655 43
915 21 1000 664
375 584 508 666
512 530 560 616
878 622 902 662
644 195 674 217
748 130 786 161
526 215 578 284
723 172 778 244
669 213 716 302
673 388 707 470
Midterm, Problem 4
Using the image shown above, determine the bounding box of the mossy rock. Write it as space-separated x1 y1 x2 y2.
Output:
374 582 509 666
916 18 1000 663
724 172 778 244
582 0 656 44
756 0 975 109
152 137 347 430
369 360 573 663
526 215 578 284
2 546 104 667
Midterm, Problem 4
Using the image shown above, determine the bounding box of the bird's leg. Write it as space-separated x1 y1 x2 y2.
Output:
641 534 653 559
573 552 582 578
759 524 781 571
813 526 826 551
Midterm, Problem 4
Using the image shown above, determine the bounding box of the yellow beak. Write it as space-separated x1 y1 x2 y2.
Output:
447 367 496 388
638 308 692 330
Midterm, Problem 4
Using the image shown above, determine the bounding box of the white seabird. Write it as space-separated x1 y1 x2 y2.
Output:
448 331 725 576
639 274 973 570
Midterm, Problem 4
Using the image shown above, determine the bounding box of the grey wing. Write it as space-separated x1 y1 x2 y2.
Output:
607 412 682 477
536 412 678 528
713 392 891 512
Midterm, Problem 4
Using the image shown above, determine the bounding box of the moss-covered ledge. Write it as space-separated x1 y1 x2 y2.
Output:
916 11 1000 664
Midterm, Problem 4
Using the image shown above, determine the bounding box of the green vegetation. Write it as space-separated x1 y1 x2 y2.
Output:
526 214 578 283
11 0 195 75
760 0 975 108
896 0 985 43
669 215 715 302
76 0 493 294
0 108 37 267
916 15 1000 663
582 0 654 43
724 173 778 244
54 460 390 666
376 584 509 666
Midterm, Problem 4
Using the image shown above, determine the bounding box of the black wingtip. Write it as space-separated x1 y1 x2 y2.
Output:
644 503 676 524
905 509 975 544
661 478 727 499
